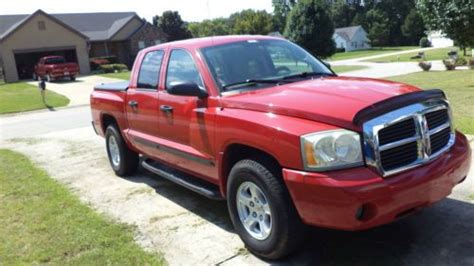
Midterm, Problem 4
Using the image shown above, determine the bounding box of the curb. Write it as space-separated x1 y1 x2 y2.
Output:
0 104 90 118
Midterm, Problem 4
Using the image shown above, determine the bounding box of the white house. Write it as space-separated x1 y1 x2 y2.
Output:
333 26 371 52
427 31 454 48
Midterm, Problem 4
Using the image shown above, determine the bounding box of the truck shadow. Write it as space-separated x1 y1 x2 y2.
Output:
125 168 474 266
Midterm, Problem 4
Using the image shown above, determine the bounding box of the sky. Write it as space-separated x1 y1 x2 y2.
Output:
0 0 274 22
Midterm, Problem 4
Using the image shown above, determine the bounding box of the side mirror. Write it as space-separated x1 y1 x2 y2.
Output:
322 60 331 69
168 81 208 99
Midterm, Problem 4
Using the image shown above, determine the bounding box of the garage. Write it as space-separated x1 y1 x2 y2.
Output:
14 47 78 80
0 10 90 82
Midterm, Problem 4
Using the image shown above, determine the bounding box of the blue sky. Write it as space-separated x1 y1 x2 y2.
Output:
2 0 274 22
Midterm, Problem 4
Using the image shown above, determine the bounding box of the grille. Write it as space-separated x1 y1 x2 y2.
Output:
364 101 455 176
378 118 416 145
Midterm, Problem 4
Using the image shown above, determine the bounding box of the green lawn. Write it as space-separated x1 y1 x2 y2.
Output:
0 149 164 265
332 65 367 73
387 70 474 134
0 82 69 114
367 47 472 63
328 46 418 61
98 71 130 80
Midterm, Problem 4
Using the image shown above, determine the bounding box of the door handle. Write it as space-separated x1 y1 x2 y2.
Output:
128 100 138 108
160 105 173 112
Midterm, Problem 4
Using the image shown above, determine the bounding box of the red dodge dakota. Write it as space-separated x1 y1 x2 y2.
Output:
90 35 471 259
33 56 79 82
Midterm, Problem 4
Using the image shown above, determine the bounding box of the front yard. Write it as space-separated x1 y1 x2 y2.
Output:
328 46 418 61
368 47 472 63
0 83 69 114
388 70 474 134
0 149 164 265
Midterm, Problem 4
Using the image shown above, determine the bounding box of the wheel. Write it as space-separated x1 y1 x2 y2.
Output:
70 76 76 81
105 125 139 176
227 159 305 259
46 74 52 82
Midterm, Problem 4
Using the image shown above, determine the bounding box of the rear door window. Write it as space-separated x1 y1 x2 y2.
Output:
137 50 164 89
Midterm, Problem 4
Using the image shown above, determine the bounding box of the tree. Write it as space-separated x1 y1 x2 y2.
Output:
366 9 390 47
188 18 231 37
331 0 356 28
230 10 274 35
153 11 192 41
416 0 474 55
401 9 426 45
272 0 296 32
284 0 336 58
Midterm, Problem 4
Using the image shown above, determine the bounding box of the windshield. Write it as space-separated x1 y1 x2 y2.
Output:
201 39 333 92
45 57 66 65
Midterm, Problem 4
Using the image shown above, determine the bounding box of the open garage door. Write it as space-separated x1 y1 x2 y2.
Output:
14 47 78 80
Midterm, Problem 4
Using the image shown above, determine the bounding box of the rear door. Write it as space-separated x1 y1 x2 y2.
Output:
125 49 164 157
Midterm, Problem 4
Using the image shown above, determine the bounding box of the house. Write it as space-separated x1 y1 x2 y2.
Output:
427 31 454 48
0 9 166 82
333 26 371 52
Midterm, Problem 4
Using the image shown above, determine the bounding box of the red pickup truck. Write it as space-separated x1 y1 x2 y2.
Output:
33 56 79 82
90 36 471 259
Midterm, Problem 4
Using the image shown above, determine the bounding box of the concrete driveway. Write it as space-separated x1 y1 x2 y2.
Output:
1 125 473 265
27 75 123 106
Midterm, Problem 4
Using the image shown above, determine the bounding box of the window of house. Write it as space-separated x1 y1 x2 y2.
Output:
155 40 162 45
138 41 145 50
166 49 204 89
137 50 164 89
38 21 46 31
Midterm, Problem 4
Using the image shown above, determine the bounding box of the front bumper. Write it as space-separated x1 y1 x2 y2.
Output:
283 132 471 231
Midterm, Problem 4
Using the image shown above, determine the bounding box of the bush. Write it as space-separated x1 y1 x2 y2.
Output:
469 58 474 70
335 47 346 53
418 61 432 71
99 64 129 73
442 59 456 71
419 37 431 48
455 57 467 66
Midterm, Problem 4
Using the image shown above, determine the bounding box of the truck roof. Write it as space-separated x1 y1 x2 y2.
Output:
145 35 283 51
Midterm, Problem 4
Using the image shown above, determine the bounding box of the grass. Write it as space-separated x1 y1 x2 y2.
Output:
328 46 418 61
0 82 69 114
332 65 367 73
98 71 130 80
387 70 474 134
0 149 165 265
367 47 472 63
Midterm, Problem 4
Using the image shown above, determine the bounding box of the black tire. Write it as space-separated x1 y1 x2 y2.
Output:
227 158 306 260
70 76 76 81
105 125 139 176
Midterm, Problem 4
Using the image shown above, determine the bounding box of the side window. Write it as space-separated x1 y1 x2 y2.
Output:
166 49 203 89
137 50 164 89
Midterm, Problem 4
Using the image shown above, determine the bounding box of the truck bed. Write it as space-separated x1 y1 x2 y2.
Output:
94 81 130 91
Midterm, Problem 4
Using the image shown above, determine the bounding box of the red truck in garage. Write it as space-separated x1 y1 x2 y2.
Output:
33 55 79 82
90 35 471 259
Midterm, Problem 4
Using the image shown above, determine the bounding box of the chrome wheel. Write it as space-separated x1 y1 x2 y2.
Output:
108 135 120 167
236 181 272 240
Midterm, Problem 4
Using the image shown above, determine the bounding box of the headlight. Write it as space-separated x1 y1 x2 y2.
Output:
301 129 363 171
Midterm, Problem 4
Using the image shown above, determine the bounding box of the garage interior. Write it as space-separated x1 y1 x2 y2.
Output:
14 48 78 80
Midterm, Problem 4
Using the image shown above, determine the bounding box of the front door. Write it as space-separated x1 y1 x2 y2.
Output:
126 50 164 157
157 49 217 181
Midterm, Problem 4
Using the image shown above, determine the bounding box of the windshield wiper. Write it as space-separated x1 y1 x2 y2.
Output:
222 79 288 90
281 71 336 80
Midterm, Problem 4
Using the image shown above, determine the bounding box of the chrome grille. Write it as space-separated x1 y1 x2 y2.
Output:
363 99 455 176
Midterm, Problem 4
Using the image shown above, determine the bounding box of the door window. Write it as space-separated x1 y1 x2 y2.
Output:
137 50 164 89
165 49 204 89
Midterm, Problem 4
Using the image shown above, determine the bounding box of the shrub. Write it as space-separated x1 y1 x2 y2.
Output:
418 61 432 71
419 37 431 48
99 64 128 73
455 57 467 66
442 59 456 71
469 58 474 70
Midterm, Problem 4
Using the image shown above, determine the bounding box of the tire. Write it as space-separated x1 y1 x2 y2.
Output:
105 125 139 176
227 158 306 260
70 76 76 81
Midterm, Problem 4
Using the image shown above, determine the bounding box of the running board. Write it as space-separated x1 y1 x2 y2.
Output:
142 159 224 200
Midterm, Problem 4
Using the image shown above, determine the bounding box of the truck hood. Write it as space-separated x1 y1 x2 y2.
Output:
220 76 420 130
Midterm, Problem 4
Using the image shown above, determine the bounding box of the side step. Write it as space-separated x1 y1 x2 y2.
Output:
142 159 224 200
